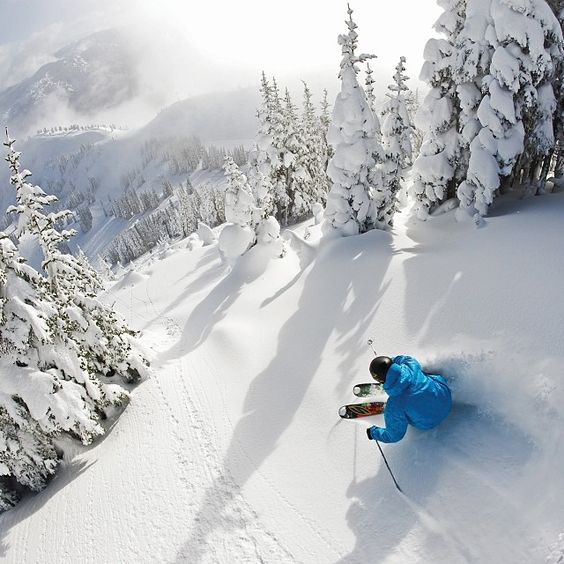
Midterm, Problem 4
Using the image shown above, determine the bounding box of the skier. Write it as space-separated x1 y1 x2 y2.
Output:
366 355 452 444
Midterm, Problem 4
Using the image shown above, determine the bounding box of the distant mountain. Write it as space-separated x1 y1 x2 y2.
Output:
141 88 260 144
0 29 138 136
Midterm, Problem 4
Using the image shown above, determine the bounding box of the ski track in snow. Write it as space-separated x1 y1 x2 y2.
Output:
192 354 348 563
141 280 296 563
152 351 294 563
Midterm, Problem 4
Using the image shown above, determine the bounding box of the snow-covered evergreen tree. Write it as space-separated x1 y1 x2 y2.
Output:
96 254 115 282
277 88 309 223
250 75 328 225
323 5 381 236
220 156 282 262
551 5 564 178
411 0 466 219
319 89 333 161
365 62 377 115
517 1 563 189
249 73 282 218
405 89 423 160
300 82 331 210
5 132 146 391
378 57 414 227
263 77 290 220
460 0 562 216
451 0 493 216
0 233 56 508
0 231 105 488
178 183 203 236
224 156 261 229
318 89 333 196
0 135 152 510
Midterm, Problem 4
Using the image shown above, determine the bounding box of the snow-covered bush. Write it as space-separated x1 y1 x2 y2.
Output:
186 233 204 251
218 223 256 262
197 222 216 246
312 202 324 224
256 216 284 258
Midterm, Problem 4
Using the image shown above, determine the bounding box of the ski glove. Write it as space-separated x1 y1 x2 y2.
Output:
366 427 376 441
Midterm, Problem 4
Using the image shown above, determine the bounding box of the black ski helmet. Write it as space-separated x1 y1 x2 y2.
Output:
369 356 392 383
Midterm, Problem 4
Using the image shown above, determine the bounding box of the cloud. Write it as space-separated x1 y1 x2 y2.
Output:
0 0 440 136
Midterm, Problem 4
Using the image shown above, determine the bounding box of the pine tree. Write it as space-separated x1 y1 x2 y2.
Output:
451 0 493 216
249 73 279 218
223 156 261 227
177 183 201 236
0 232 104 441
318 89 333 197
266 79 292 223
365 62 377 115
411 0 466 219
405 88 423 160
548 2 564 178
221 156 283 261
277 88 307 224
300 82 330 210
250 75 326 225
5 132 146 393
324 4 381 236
461 0 562 216
378 57 414 227
0 234 58 510
96 254 115 281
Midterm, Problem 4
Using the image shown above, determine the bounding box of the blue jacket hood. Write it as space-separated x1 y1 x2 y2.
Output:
384 355 423 397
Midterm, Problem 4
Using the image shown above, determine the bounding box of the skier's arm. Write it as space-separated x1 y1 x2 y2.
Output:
367 403 408 444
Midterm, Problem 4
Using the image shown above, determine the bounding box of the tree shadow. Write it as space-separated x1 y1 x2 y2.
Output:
0 397 133 559
401 205 564 353
0 457 96 559
160 246 274 360
175 232 394 562
260 229 321 308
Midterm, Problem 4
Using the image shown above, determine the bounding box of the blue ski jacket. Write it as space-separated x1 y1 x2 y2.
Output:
368 355 452 443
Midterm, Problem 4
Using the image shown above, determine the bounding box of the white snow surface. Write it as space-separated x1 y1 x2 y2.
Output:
1 193 564 563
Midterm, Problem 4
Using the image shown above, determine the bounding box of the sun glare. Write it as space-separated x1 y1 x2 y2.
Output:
121 0 441 78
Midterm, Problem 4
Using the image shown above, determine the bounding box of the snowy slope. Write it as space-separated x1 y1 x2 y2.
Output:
1 192 564 563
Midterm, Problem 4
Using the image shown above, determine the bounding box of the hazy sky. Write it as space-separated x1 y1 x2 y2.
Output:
0 0 441 89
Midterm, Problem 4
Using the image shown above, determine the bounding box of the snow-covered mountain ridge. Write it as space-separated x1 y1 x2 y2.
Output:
0 29 138 136
1 190 563 563
0 96 256 264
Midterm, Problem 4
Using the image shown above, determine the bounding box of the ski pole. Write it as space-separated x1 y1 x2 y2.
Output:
375 440 403 493
367 339 378 356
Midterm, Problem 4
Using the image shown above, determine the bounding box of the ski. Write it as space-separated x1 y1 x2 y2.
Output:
338 401 386 419
352 382 383 397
